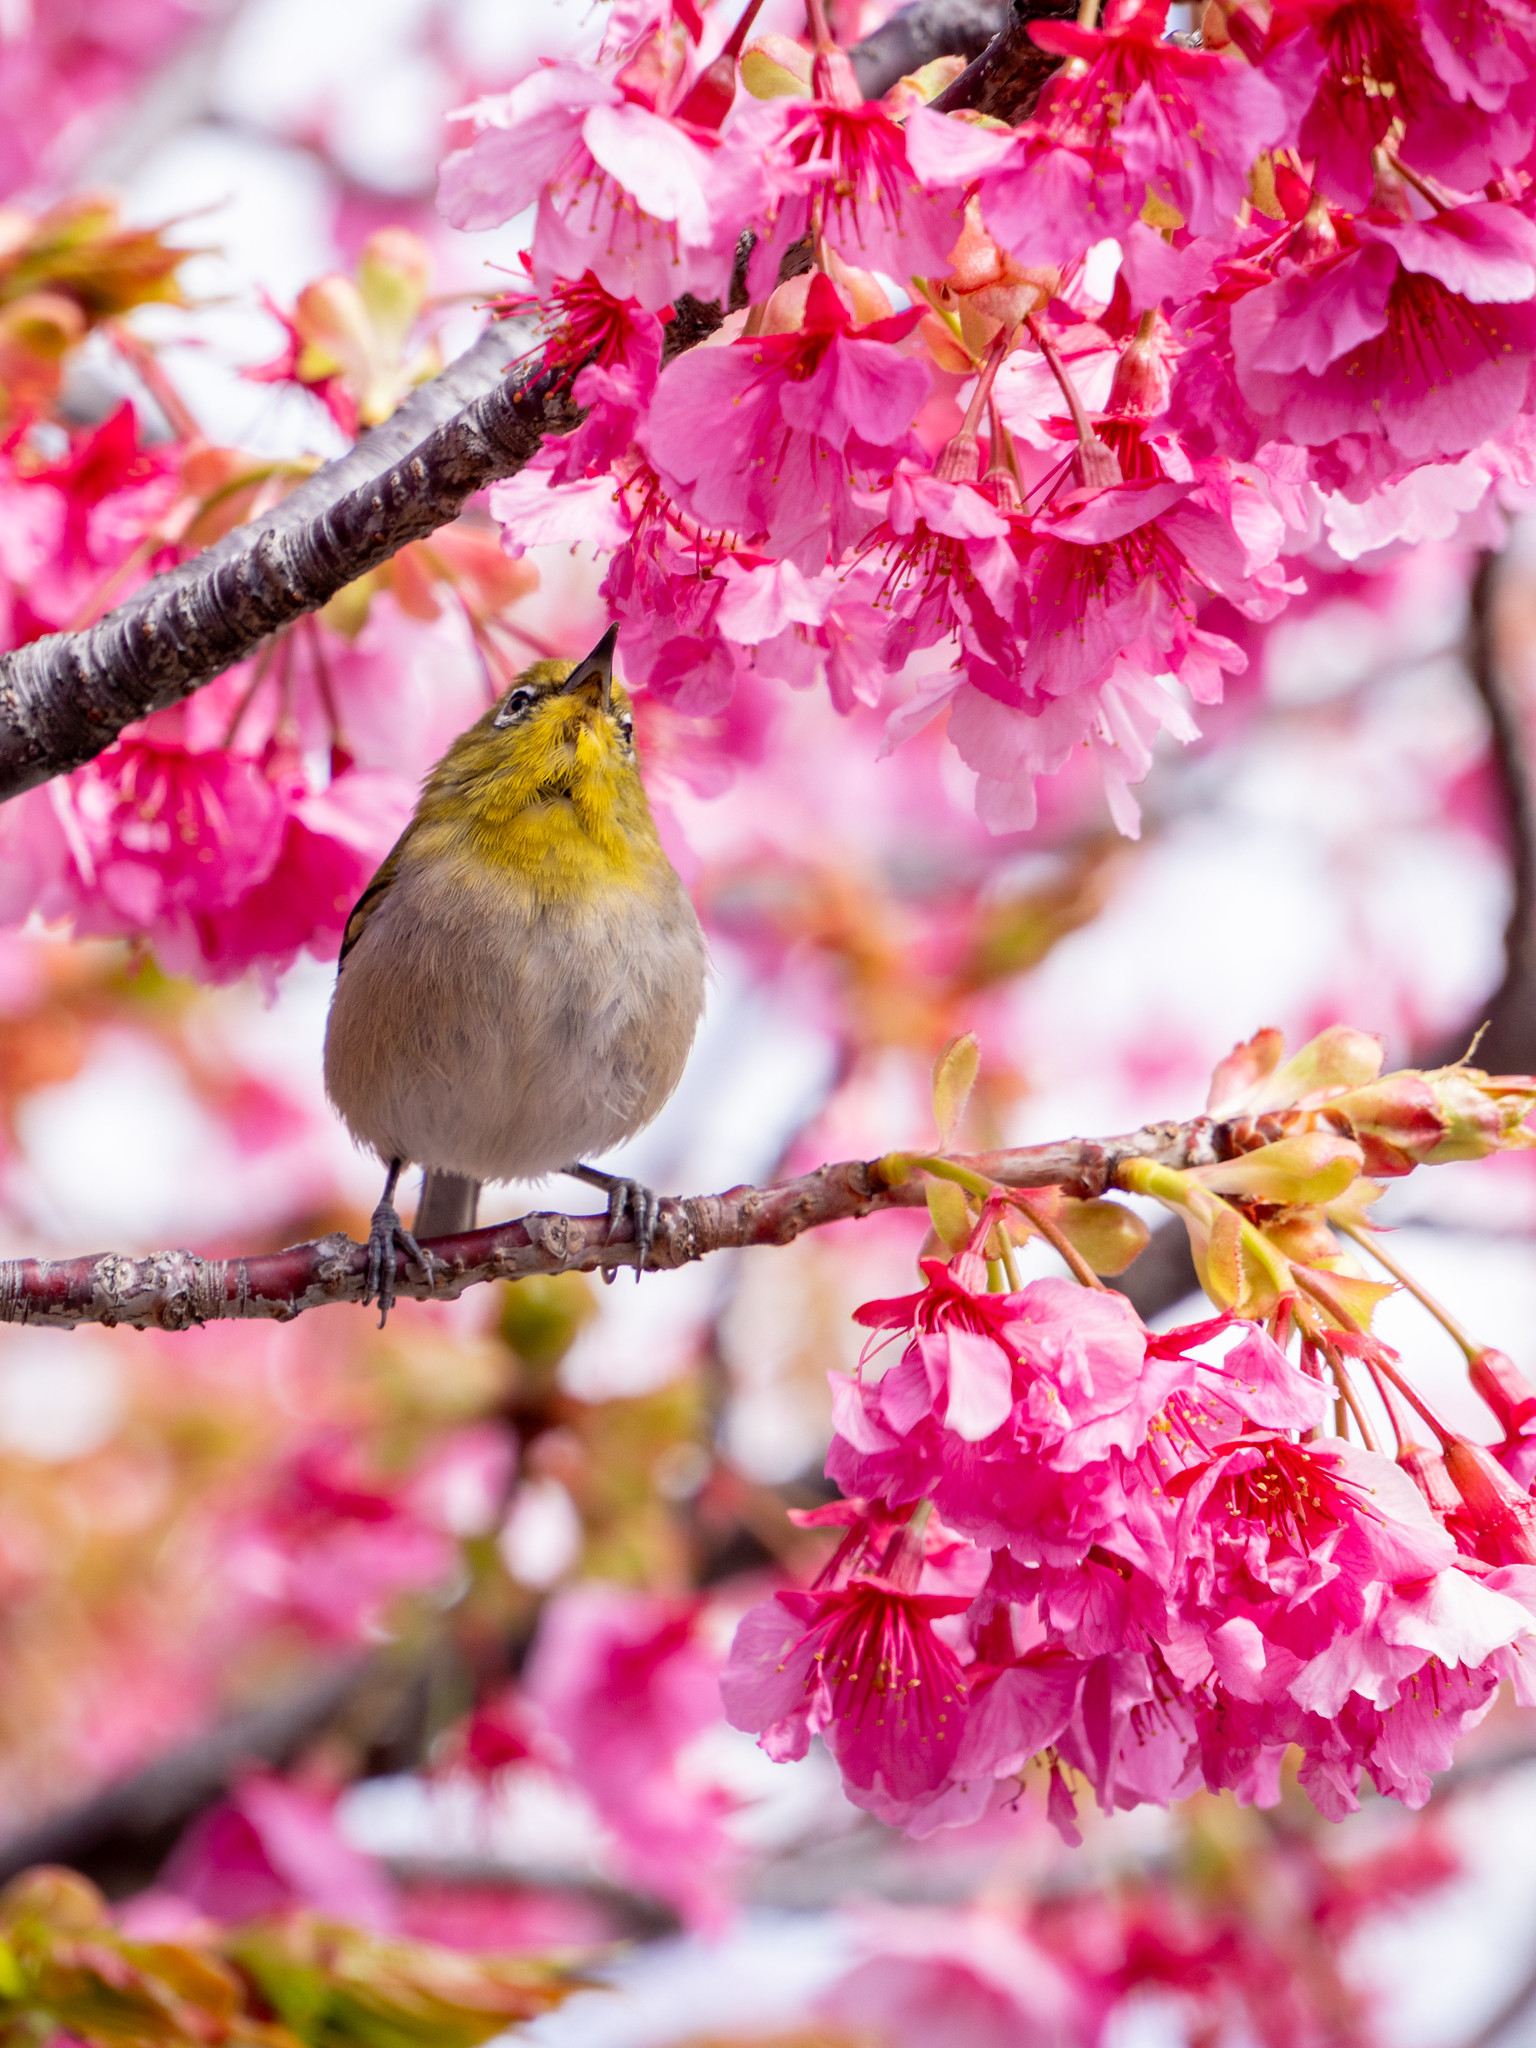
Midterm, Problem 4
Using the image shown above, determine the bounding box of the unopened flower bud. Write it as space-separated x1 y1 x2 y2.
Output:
1331 1067 1536 1175
1443 1437 1536 1564
674 51 740 129
1106 313 1173 421
760 252 891 335
1470 1348 1536 1436
740 33 813 98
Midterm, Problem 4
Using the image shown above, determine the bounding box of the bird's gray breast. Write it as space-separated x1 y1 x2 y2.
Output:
323 858 707 1183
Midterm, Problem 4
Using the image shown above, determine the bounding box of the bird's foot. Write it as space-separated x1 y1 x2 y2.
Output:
363 1198 436 1326
564 1164 661 1282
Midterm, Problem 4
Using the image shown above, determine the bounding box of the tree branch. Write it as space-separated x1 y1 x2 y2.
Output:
929 0 1078 119
848 0 1011 96
1432 547 1536 1075
0 343 581 804
0 1658 374 1892
0 1120 1228 1331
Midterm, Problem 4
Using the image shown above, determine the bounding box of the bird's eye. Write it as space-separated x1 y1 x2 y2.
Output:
494 685 537 728
617 713 634 744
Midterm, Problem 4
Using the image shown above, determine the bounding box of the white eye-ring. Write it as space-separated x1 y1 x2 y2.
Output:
617 712 634 743
494 684 538 727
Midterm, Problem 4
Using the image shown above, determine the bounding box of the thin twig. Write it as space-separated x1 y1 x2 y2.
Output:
1434 549 1536 1073
0 1118 1232 1331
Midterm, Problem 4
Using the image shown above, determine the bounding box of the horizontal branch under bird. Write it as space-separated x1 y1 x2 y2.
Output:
0 1118 1231 1331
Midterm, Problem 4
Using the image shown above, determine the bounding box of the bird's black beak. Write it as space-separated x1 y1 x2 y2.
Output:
562 622 619 714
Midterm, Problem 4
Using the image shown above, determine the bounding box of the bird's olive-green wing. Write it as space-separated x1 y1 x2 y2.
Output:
337 823 417 970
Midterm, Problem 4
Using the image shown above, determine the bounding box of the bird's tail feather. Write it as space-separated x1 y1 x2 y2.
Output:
415 1169 481 1238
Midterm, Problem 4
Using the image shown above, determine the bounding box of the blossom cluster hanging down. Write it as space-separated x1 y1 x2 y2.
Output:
446 0 1536 832
0 216 542 983
723 1026 1536 1836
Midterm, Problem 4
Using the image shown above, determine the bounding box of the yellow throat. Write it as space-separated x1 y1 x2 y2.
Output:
407 632 671 909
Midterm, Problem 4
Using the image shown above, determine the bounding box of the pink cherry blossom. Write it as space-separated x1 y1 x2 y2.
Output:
160 1774 399 1930
223 1435 456 1642
863 464 1022 704
1270 0 1529 208
647 271 929 573
735 66 964 301
184 767 412 985
45 739 288 936
819 1906 1086 2048
1035 1 1296 239
1231 202 1536 463
524 1583 737 1928
721 1572 972 1826
438 62 758 310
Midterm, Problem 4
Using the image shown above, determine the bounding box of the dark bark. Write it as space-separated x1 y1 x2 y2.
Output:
0 1659 374 1894
929 0 1079 121
1429 549 1536 1074
848 0 1011 96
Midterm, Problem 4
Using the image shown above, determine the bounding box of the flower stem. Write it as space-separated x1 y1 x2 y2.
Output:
985 398 1024 510
1329 1354 1382 1453
1292 1280 1460 1448
1337 1222 1480 1364
960 331 1010 436
1026 311 1121 486
1011 1195 1105 1290
805 0 835 49
997 1231 1024 1291
906 1154 998 1200
936 331 1011 481
1026 312 1096 444
110 320 203 443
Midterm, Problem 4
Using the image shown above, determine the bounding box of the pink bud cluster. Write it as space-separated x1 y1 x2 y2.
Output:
722 1252 1536 1836
451 0 1536 833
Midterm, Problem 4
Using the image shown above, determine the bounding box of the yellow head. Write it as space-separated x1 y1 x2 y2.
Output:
411 624 668 905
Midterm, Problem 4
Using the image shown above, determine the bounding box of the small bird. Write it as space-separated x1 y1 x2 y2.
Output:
324 624 707 1318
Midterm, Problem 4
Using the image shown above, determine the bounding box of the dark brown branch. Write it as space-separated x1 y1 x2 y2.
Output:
0 345 582 805
1109 1213 1199 1319
1431 547 1536 1075
848 0 1011 96
929 0 1078 120
0 1658 372 1893
0 1120 1226 1331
